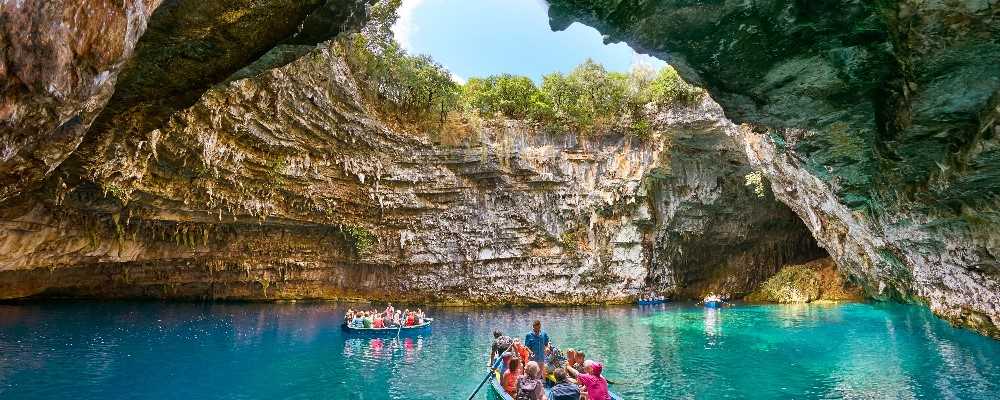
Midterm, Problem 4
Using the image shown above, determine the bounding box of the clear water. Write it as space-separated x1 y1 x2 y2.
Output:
1 302 998 400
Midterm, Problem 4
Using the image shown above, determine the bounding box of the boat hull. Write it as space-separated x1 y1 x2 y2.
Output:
704 301 721 309
637 300 666 305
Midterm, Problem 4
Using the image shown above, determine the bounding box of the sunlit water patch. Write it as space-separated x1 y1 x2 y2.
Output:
1 302 998 399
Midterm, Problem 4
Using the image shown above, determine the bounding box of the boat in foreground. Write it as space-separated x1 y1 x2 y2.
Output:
486 369 623 400
704 300 721 309
342 318 433 335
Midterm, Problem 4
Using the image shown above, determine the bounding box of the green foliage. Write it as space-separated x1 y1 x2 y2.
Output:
342 225 376 256
745 170 768 198
342 0 460 126
462 75 542 119
458 60 700 140
640 66 705 105
340 0 704 142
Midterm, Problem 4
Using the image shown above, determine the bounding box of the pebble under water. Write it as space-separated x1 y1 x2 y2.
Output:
1 302 999 399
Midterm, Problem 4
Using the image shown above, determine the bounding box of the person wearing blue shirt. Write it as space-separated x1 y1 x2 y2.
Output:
525 320 549 375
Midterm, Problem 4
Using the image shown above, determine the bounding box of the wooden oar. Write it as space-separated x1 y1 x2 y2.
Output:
466 342 514 400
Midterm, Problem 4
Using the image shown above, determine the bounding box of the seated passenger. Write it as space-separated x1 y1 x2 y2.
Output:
502 357 521 396
497 352 513 375
373 316 384 329
406 311 415 327
516 361 546 400
573 351 585 370
512 340 531 366
550 368 581 400
350 314 363 328
567 360 610 400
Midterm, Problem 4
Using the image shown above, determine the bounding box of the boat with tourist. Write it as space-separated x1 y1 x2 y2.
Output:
637 295 667 305
341 304 432 335
475 321 624 400
701 293 726 309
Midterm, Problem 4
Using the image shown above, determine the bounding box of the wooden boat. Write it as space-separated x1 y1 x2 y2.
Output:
341 318 433 335
637 299 666 305
486 369 623 400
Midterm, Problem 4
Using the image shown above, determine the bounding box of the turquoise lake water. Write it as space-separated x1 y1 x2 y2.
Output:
1 302 999 399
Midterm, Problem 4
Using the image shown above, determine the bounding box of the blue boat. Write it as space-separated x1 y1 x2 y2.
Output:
341 318 433 335
704 300 722 309
637 299 666 305
486 369 623 400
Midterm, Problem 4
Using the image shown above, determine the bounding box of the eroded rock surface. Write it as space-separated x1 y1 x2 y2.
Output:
547 0 1000 336
0 39 821 303
0 0 161 202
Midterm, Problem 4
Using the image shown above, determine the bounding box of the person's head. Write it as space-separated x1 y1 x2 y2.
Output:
508 357 521 373
576 351 585 364
566 348 576 360
494 329 503 339
553 367 569 383
591 362 603 377
532 320 541 334
582 360 595 374
525 361 540 379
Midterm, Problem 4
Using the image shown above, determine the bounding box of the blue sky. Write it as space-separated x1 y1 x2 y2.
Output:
390 0 665 83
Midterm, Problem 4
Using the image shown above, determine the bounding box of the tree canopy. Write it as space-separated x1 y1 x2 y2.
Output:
339 0 705 141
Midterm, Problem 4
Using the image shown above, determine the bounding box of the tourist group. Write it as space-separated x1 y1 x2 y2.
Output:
490 320 612 400
344 303 426 328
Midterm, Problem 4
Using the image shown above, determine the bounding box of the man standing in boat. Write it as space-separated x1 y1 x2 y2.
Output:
524 320 549 376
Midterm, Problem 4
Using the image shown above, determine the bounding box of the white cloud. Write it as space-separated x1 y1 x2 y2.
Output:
449 71 466 84
391 0 425 51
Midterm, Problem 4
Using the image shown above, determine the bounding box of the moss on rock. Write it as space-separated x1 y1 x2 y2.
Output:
747 258 863 303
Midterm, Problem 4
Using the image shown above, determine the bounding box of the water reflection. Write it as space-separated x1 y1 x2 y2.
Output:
703 307 722 342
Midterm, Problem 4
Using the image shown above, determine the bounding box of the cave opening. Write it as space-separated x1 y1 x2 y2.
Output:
381 0 832 300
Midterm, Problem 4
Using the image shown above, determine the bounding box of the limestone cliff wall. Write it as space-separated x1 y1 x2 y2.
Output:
546 0 1000 336
0 33 821 303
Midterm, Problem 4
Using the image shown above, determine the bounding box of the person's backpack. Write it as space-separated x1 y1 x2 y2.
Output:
515 377 540 400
